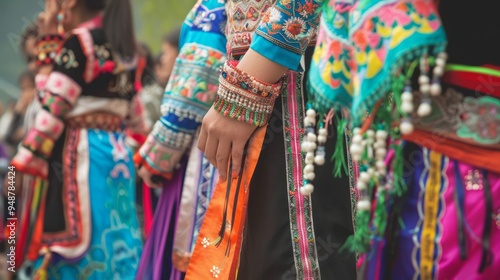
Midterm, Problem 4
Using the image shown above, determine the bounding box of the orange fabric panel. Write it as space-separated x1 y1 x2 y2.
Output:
185 126 267 280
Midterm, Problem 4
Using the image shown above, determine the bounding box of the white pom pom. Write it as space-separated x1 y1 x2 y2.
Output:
300 184 314 195
437 52 448 60
368 167 375 176
314 155 325 165
304 164 314 174
305 155 314 164
376 160 385 170
353 128 361 135
435 57 446 67
352 134 363 144
357 181 367 190
308 142 317 151
304 172 316 181
357 200 371 211
433 66 444 77
359 172 370 183
420 83 430 94
318 128 327 136
417 102 432 117
301 142 310 152
375 130 388 140
430 83 441 96
400 121 414 135
350 143 362 156
306 109 316 118
307 133 317 142
317 135 327 144
418 75 430 85
401 102 414 113
306 152 314 162
376 148 387 159
401 92 413 102
366 130 375 139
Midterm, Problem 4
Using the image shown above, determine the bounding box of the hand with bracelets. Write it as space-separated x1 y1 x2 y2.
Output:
198 49 287 181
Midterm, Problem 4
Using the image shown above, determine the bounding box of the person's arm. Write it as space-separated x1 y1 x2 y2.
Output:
134 0 227 186
11 34 87 178
198 0 323 179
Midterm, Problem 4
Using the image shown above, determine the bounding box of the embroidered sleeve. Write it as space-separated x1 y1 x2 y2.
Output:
250 0 322 70
11 35 86 179
134 0 227 178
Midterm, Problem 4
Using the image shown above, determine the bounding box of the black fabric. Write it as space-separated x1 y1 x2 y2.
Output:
43 128 67 233
439 0 500 66
237 48 356 279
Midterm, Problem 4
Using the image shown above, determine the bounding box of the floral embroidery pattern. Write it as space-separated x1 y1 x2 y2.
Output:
256 0 321 54
210 265 221 278
457 96 500 144
226 0 275 55
166 43 225 106
464 169 483 191
56 48 79 69
308 0 447 125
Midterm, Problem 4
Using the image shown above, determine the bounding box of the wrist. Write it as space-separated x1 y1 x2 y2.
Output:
35 34 64 66
213 60 284 127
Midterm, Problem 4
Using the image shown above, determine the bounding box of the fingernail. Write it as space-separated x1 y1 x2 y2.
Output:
231 170 238 179
219 175 226 182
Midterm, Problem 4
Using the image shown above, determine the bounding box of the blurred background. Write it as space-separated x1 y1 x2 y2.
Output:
0 0 195 104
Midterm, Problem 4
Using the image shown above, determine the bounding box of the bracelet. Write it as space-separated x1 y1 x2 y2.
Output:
213 60 284 127
35 34 64 66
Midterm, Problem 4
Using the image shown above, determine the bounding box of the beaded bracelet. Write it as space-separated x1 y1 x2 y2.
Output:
35 34 64 66
213 60 284 127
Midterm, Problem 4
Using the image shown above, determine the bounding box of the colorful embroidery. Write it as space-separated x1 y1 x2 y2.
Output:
309 0 447 125
464 169 483 191
415 149 447 280
56 48 80 69
225 0 275 55
256 0 321 54
166 43 225 106
457 97 500 145
22 130 54 159
191 3 226 34
282 72 321 279
38 91 72 117
45 72 82 105
34 109 65 138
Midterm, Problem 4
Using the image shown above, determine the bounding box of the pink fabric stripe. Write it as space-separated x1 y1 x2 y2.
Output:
287 72 314 278
142 182 154 237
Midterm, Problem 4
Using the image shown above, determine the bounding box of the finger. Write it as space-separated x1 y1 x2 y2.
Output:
216 140 231 181
197 125 208 153
231 141 246 179
204 134 219 169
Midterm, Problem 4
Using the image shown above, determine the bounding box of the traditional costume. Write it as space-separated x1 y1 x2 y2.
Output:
11 16 144 279
308 0 500 279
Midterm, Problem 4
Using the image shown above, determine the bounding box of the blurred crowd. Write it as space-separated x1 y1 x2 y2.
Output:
0 16 181 280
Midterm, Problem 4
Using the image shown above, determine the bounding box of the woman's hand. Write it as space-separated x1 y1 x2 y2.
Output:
37 0 61 36
197 108 256 181
137 166 163 189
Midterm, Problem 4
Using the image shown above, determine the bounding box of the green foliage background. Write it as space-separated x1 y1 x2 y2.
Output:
0 0 195 103
133 0 196 53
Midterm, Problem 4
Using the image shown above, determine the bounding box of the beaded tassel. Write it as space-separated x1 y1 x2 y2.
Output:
301 107 317 195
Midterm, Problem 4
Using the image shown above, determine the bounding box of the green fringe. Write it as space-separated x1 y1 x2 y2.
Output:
391 143 407 197
341 209 371 253
373 187 388 236
332 115 348 177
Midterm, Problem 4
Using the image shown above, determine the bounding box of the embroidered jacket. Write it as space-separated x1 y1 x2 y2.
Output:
135 0 322 176
11 26 146 179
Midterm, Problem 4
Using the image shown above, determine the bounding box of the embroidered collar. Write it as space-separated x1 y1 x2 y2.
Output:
77 14 103 30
